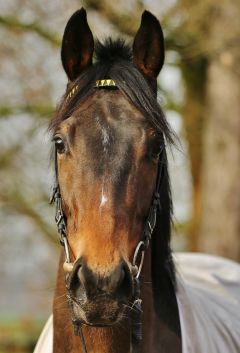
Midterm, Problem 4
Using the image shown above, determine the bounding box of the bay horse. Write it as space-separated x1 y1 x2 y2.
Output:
35 7 240 353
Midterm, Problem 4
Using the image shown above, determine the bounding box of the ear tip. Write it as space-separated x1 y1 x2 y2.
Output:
68 8 87 23
63 8 88 38
142 10 157 20
78 7 87 16
142 10 152 17
141 10 161 27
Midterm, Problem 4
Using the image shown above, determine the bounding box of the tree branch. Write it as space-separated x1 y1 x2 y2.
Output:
0 15 60 47
85 0 143 36
1 191 57 245
0 104 54 118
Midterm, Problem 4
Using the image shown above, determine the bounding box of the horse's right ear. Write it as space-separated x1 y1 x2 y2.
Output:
61 8 94 81
133 11 164 82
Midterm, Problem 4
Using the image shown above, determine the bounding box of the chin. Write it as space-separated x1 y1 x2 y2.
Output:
71 297 125 327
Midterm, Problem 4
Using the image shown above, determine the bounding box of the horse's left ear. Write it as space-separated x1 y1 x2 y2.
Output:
61 8 94 81
133 11 164 81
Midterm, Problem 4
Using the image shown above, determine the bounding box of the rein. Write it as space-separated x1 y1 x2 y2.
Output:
50 79 164 353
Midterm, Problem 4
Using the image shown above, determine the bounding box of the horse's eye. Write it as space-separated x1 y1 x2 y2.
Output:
150 142 162 161
151 149 161 161
54 137 65 154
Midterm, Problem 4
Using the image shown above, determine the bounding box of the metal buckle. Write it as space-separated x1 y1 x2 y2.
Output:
50 186 58 204
55 210 63 226
62 236 71 263
132 241 145 279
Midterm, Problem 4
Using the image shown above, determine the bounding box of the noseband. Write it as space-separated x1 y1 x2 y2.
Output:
50 79 164 353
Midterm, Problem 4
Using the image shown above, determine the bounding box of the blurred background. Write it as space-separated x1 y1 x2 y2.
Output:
0 0 239 352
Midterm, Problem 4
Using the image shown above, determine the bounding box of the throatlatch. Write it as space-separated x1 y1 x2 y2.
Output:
50 79 164 353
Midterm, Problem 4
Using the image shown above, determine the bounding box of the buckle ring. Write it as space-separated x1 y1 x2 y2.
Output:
133 241 145 279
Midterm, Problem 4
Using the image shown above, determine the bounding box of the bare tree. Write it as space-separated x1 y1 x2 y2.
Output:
198 0 240 260
165 0 240 260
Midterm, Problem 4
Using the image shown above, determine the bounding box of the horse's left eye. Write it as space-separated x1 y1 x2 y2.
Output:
151 150 161 161
54 137 65 154
150 142 162 161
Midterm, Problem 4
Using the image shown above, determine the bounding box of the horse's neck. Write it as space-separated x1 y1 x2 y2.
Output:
140 250 182 353
53 251 181 353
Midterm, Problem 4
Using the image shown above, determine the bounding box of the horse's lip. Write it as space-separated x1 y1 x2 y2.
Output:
68 294 124 327
69 293 127 306
83 321 117 327
72 317 120 328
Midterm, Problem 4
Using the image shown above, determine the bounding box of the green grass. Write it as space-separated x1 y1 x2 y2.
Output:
0 317 46 353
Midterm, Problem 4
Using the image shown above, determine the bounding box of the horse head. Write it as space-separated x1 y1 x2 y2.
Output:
51 8 174 329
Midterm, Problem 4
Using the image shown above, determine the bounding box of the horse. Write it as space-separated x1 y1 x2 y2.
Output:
34 8 240 353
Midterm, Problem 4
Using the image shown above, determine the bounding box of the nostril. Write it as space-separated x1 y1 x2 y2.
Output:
75 264 96 297
120 268 125 284
77 266 85 287
116 263 133 300
68 259 133 301
67 259 83 292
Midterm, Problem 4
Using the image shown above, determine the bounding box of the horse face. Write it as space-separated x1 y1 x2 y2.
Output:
54 89 161 325
53 6 165 327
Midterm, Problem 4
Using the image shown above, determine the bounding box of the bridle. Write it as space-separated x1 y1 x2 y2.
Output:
50 79 164 353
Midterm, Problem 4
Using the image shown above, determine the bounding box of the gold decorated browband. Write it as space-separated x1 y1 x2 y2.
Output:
66 79 116 100
95 79 116 88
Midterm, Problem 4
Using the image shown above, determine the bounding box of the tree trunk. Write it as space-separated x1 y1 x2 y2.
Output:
198 1 240 261
181 57 207 251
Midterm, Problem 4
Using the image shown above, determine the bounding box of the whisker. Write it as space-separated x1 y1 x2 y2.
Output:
123 303 143 314
53 306 70 313
54 293 68 300
54 300 69 308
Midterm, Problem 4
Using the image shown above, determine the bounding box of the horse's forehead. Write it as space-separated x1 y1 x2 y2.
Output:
65 90 148 149
73 90 146 131
58 91 149 182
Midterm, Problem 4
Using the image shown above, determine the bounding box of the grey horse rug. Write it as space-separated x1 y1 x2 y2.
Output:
34 253 240 353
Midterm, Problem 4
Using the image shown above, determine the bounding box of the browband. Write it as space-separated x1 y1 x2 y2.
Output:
95 79 116 88
66 79 116 100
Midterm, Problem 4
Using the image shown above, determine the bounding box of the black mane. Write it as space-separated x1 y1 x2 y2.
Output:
95 38 132 64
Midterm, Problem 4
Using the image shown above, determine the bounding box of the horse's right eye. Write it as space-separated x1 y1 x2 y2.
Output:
54 137 65 154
